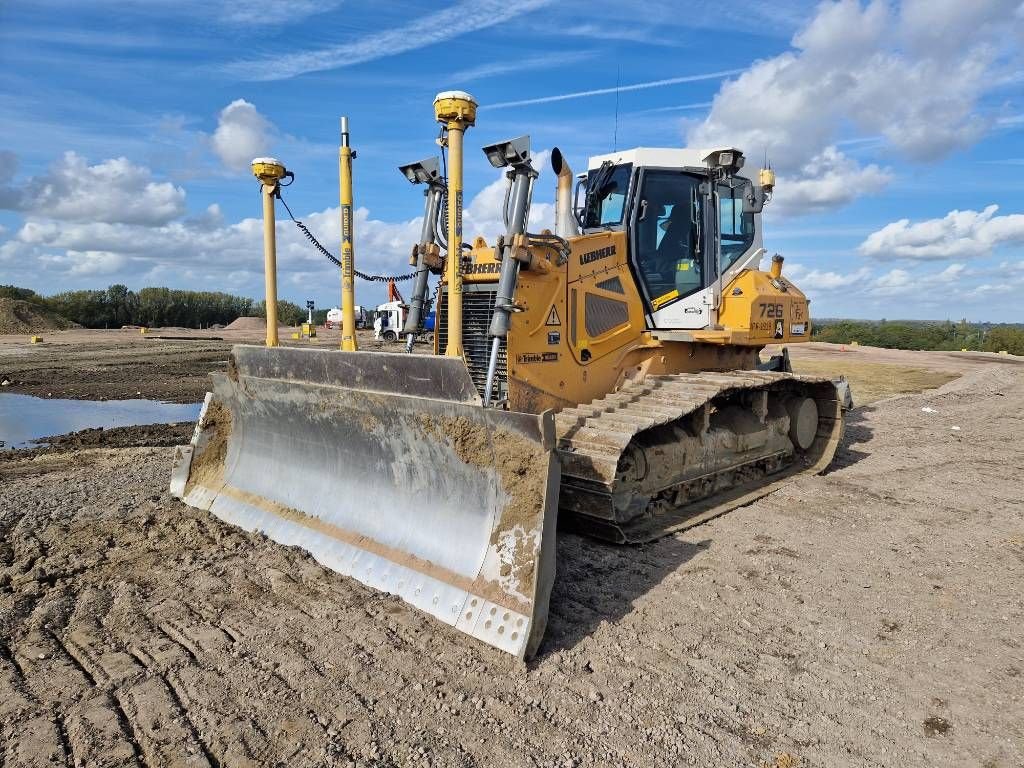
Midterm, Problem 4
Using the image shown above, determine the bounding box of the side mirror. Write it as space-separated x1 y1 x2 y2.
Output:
572 176 586 227
743 184 766 214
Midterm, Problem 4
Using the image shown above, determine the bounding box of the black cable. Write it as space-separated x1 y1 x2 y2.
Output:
437 129 450 250
279 194 341 267
277 191 419 282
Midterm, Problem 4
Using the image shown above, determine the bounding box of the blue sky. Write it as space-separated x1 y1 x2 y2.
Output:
1 0 1022 321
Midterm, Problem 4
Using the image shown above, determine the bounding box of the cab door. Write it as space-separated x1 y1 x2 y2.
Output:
627 168 712 330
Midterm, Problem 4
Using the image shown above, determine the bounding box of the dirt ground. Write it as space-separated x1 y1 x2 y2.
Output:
0 329 1013 406
0 328 415 403
1 345 1022 767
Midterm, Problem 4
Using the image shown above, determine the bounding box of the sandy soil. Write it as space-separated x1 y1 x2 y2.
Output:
1 356 1021 767
0 423 195 464
1 330 1011 406
0 328 419 403
776 341 1024 376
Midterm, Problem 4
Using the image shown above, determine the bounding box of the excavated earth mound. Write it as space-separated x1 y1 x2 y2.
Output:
224 316 267 331
0 298 80 334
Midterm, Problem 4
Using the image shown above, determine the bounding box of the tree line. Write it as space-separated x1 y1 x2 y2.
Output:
3 283 1020 351
813 319 1024 356
0 284 308 328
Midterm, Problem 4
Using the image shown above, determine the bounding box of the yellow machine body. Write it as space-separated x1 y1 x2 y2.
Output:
440 230 812 414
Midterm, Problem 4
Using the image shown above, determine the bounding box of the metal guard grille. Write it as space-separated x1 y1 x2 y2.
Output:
436 286 507 403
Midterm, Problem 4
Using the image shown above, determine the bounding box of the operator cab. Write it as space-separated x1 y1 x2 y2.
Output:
575 147 768 330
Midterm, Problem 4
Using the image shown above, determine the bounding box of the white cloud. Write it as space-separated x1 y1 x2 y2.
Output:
688 0 1022 214
0 148 558 303
562 23 682 46
55 250 130 276
770 147 891 216
223 0 553 81
484 69 744 110
0 151 186 225
216 0 343 25
451 52 595 83
786 260 987 304
211 99 273 172
872 263 971 297
785 263 872 291
859 205 1024 260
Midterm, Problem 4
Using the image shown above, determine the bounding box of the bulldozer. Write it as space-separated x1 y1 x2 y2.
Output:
171 91 843 660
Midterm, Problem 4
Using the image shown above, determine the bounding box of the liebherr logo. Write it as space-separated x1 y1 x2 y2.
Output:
579 244 616 265
464 262 501 275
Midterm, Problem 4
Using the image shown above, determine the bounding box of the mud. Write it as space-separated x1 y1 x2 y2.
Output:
0 338 231 403
418 414 549 590
0 328 405 403
421 415 548 534
1 358 1021 766
0 422 193 463
184 400 229 496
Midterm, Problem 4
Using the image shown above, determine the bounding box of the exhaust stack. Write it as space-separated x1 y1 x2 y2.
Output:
551 148 579 239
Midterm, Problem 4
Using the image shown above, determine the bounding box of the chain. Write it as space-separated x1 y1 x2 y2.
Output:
277 193 420 283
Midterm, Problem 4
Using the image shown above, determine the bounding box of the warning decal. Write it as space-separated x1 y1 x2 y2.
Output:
546 306 561 326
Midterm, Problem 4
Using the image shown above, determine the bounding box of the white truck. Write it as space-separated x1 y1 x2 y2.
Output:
373 300 406 342
325 305 369 330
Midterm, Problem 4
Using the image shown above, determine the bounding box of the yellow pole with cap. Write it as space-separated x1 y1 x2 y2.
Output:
338 117 358 351
251 157 287 348
433 91 477 358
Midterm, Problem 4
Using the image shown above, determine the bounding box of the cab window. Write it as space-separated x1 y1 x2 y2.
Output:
583 163 632 228
718 181 755 271
632 170 703 306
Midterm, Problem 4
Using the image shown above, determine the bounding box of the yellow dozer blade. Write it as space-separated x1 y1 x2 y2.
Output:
170 346 559 659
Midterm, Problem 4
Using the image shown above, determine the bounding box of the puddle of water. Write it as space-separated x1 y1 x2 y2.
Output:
0 393 202 449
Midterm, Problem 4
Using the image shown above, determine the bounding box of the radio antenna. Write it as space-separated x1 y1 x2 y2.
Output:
613 65 621 151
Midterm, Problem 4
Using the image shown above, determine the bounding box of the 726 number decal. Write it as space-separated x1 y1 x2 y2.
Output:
759 303 784 318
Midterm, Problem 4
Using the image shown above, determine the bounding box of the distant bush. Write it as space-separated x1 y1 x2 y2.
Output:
982 326 1024 356
813 318 1023 354
136 287 254 328
5 283 261 329
254 299 305 327
0 285 44 302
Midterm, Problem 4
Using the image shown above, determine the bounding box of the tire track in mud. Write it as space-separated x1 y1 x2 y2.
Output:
159 673 220 768
128 589 349 764
105 692 149 768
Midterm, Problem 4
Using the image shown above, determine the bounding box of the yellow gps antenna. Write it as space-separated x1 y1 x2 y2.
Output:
433 90 477 358
338 116 358 351
252 157 289 348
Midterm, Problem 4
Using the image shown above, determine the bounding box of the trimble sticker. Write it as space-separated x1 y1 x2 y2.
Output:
341 205 352 243
579 244 616 265
791 323 806 336
516 352 559 363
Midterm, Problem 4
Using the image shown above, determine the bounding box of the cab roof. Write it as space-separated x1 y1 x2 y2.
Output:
586 147 734 171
